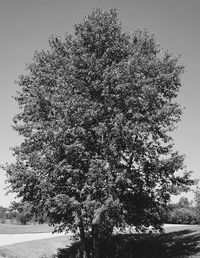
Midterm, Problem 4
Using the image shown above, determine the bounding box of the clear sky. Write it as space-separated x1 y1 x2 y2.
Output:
0 0 199 207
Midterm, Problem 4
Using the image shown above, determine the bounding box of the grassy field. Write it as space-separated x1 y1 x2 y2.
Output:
0 225 200 258
0 236 72 258
0 223 54 234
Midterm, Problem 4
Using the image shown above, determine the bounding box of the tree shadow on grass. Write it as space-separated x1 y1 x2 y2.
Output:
54 229 200 258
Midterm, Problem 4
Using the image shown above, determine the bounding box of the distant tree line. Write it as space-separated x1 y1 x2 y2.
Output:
0 205 24 224
0 202 47 225
163 196 200 225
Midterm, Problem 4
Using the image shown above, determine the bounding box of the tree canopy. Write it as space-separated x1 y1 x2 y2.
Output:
5 8 193 257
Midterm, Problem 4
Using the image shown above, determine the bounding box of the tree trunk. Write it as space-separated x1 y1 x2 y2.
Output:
79 217 91 258
92 224 101 258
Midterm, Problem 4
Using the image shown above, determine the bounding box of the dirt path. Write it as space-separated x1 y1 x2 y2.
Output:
0 232 67 246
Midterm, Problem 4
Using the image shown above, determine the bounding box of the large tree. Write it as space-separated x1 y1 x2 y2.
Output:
5 8 193 257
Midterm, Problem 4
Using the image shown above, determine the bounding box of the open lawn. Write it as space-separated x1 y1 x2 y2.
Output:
0 223 54 234
0 236 72 258
1 225 200 258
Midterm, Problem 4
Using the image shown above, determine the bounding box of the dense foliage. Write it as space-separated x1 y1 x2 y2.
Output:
4 8 193 257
